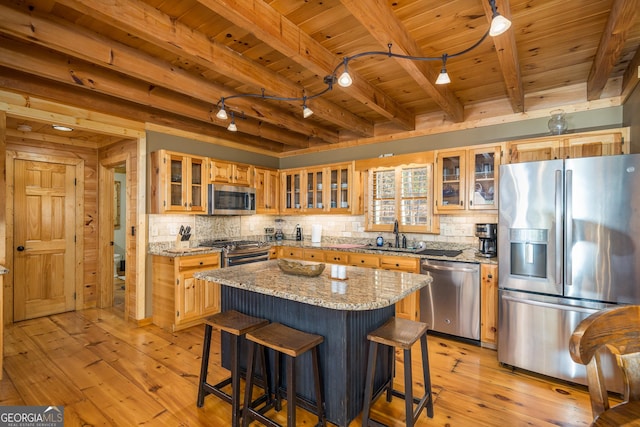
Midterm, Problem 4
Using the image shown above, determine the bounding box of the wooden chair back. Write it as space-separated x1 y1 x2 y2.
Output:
569 305 640 420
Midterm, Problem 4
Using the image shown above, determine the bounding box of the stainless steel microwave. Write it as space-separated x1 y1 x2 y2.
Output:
207 184 256 215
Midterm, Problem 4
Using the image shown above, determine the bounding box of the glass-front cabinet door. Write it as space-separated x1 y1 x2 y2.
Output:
468 146 500 210
435 150 465 212
188 157 206 213
282 170 304 212
329 165 350 212
169 154 186 211
306 169 325 212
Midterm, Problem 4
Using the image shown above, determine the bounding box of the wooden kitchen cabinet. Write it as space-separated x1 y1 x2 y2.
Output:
434 145 501 213
150 149 207 214
506 128 629 163
379 255 420 321
210 159 254 186
303 248 326 262
277 246 304 259
347 253 380 268
254 167 279 214
152 253 221 331
280 162 360 214
480 263 498 348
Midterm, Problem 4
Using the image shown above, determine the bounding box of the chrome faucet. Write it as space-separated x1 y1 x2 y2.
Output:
393 219 400 248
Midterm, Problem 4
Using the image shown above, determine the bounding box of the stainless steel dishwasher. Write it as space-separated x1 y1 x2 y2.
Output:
420 259 480 341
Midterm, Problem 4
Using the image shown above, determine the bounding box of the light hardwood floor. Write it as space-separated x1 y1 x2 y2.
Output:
1 308 596 426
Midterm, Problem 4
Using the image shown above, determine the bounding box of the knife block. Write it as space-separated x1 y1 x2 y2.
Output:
175 235 190 249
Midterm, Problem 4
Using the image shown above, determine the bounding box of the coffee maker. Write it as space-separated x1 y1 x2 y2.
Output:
475 223 497 257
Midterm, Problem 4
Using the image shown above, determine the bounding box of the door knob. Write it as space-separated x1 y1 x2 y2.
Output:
17 246 25 251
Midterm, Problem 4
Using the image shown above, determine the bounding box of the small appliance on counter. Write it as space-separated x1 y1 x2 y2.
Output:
295 224 303 241
264 227 274 242
475 223 497 257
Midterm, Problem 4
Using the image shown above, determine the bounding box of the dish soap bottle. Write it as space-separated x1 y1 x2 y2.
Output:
376 234 384 247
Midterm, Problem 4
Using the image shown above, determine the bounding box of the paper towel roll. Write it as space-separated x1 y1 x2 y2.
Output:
311 224 322 243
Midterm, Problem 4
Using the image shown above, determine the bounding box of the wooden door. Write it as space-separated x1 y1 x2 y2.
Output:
13 159 76 321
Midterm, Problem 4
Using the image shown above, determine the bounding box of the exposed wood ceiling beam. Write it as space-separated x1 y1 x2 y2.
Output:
0 69 289 153
55 0 374 137
339 0 465 123
621 44 640 101
482 0 524 113
0 39 313 149
195 0 416 131
0 4 335 146
587 0 639 100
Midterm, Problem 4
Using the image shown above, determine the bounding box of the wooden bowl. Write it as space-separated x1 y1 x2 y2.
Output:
277 259 326 277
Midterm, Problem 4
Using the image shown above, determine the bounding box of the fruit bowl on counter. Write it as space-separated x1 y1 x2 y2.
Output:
277 259 326 277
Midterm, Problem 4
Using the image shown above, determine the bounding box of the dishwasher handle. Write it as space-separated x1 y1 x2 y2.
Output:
421 263 478 273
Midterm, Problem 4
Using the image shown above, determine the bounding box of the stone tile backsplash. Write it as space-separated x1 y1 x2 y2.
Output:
148 213 497 249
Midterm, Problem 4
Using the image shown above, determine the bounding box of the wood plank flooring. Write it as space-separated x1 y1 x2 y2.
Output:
1 308 596 426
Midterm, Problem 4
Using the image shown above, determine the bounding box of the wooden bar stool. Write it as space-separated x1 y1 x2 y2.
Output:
197 310 271 427
362 317 434 427
242 322 326 427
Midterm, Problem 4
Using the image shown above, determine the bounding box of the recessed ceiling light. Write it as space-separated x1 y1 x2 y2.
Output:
17 124 32 132
52 124 74 132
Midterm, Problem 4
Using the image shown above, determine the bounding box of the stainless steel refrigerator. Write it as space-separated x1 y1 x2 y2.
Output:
498 154 640 390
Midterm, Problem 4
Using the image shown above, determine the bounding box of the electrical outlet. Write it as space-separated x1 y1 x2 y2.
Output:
169 225 178 235
151 224 159 236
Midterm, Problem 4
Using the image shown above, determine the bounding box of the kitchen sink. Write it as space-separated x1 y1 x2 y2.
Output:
415 248 462 257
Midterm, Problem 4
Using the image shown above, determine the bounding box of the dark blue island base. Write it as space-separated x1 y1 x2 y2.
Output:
221 285 395 426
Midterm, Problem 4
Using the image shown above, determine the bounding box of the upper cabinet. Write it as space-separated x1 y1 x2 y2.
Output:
151 149 207 214
507 128 629 163
254 167 279 214
281 162 361 214
210 160 254 186
434 145 502 213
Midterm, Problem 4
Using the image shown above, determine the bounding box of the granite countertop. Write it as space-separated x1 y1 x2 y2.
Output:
0 265 8 275
195 259 432 311
273 240 498 264
148 247 223 257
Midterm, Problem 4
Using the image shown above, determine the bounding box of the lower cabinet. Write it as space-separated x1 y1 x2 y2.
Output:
379 255 420 321
480 263 499 348
152 253 221 331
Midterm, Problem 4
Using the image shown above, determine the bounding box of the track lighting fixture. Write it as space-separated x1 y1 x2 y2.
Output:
337 58 353 88
302 97 314 118
216 98 228 120
227 112 237 132
435 54 451 85
214 0 510 132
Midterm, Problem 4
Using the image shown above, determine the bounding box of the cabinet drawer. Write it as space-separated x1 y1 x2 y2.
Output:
380 256 419 272
324 251 347 264
278 246 304 259
304 249 325 262
177 254 220 270
347 253 380 268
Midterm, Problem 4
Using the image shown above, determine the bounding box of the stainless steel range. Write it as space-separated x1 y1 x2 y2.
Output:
199 239 271 267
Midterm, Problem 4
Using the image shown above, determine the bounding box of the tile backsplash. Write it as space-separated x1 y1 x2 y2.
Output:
148 213 497 249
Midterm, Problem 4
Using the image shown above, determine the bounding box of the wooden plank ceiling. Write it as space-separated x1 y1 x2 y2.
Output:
0 0 639 153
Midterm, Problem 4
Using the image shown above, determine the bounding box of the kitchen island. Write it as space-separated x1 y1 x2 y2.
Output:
195 259 432 426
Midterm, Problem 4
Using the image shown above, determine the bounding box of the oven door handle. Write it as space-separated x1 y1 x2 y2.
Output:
226 252 270 267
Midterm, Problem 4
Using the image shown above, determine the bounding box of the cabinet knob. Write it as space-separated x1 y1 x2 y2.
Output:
460 200 463 206
487 274 493 279
360 260 365 263
199 261 203 265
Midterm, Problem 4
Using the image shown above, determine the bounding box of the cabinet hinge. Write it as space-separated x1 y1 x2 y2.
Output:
176 278 179 285
176 310 180 317
73 291 77 300
163 157 166 164
74 178 77 186
74 235 77 243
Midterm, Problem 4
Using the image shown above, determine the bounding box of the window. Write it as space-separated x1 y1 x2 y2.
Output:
367 164 437 233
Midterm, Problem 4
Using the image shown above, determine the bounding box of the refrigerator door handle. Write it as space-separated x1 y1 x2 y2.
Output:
555 169 563 286
501 294 599 315
565 169 573 286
